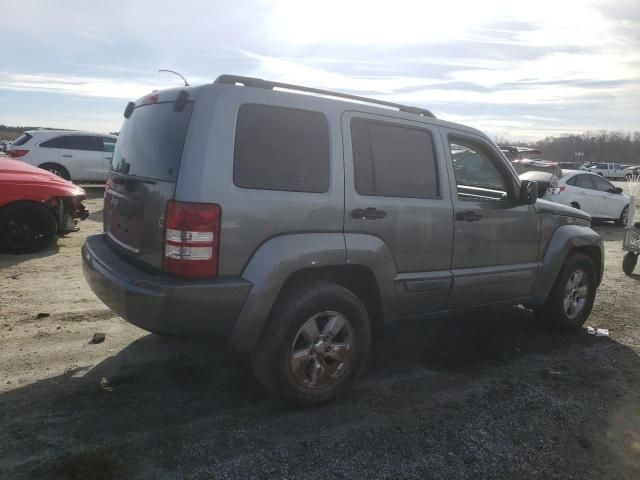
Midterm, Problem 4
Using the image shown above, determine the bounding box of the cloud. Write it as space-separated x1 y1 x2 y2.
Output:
0 71 212 100
0 0 638 139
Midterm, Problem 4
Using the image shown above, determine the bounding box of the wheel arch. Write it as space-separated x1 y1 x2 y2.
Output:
228 233 393 352
277 265 384 343
37 162 71 180
534 225 604 296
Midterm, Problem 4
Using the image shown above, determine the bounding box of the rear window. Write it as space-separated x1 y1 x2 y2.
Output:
111 102 194 181
233 104 330 193
11 133 32 146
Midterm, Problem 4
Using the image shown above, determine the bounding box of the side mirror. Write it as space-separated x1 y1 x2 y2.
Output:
519 180 538 205
615 187 623 194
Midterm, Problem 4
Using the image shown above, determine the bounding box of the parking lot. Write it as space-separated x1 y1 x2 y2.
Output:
1 185 639 479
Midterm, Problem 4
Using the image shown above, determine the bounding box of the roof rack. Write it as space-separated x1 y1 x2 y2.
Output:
214 74 435 118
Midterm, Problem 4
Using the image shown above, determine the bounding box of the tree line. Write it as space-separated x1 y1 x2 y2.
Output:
497 131 640 165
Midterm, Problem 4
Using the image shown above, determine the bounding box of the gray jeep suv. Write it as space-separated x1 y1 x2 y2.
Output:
82 75 604 406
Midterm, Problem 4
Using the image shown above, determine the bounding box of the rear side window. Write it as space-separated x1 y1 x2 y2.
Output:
234 104 330 193
351 118 439 199
566 176 577 186
41 135 103 151
11 133 32 146
575 174 595 190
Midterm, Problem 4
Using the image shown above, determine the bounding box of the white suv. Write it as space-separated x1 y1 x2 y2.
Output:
8 130 117 182
544 170 630 225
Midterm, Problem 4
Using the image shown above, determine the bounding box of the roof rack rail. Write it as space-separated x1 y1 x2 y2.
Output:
214 74 436 118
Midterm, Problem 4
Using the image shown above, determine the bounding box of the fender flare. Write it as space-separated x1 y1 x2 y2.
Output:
228 232 399 351
533 225 604 296
228 233 346 351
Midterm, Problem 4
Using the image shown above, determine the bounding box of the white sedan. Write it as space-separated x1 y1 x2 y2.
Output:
544 171 630 225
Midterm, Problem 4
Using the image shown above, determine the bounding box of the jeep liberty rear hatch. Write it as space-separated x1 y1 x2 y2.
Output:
104 90 194 271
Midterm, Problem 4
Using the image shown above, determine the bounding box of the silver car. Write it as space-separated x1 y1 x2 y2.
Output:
82 75 604 406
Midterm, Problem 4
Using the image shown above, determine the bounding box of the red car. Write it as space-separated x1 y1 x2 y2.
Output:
0 158 88 253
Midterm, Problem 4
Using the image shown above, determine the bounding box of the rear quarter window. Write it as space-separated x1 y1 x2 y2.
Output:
233 104 330 193
11 133 32 146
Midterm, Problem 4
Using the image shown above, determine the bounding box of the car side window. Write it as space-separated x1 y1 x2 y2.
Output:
592 175 615 192
350 118 439 199
41 135 102 151
448 136 508 201
575 174 595 190
234 104 330 193
102 138 116 153
40 136 68 149
566 176 577 186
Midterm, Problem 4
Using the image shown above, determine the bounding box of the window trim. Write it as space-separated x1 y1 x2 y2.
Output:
232 103 331 194
447 133 518 202
350 116 441 200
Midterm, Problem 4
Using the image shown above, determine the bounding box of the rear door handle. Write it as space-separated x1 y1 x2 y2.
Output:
455 210 483 222
61 154 73 158
351 207 387 220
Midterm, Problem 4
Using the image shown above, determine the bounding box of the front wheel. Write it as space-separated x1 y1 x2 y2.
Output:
615 205 629 227
0 202 57 253
251 280 371 406
537 252 597 331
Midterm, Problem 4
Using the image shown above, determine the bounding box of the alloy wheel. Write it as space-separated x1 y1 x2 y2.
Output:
289 311 353 389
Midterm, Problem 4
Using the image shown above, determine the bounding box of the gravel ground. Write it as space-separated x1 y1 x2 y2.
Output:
0 185 639 479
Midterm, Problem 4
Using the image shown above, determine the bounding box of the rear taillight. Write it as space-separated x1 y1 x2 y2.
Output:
163 200 221 278
9 149 28 158
547 187 566 195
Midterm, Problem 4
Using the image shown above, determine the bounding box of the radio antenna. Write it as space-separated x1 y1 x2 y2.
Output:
158 69 190 87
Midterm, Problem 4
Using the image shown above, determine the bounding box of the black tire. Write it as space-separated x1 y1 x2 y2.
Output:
0 202 57 254
251 280 371 407
615 205 629 227
38 163 70 180
537 252 597 332
622 252 637 275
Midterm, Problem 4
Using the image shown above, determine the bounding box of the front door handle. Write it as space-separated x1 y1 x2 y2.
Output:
61 154 73 158
455 210 483 222
351 207 387 220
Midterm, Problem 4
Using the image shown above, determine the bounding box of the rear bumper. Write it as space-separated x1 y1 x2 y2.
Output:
82 234 251 341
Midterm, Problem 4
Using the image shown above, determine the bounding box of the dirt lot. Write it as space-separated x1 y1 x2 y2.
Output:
1 186 639 479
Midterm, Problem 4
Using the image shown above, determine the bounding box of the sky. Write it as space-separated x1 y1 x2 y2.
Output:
1 0 638 140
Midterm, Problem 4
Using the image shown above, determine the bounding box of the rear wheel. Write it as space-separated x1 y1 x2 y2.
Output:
0 202 57 253
622 252 637 275
615 205 629 227
38 163 70 180
537 252 597 331
251 280 371 406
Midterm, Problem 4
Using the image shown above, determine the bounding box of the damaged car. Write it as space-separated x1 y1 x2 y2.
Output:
0 157 88 253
